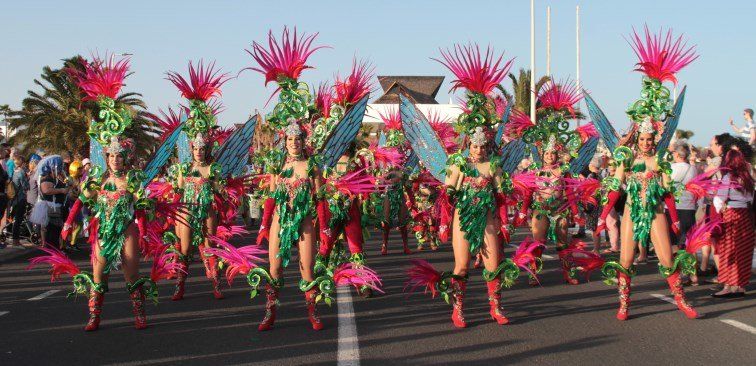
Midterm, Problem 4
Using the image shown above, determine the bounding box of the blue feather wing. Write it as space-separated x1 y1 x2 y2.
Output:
177 131 191 164
142 122 187 185
494 103 512 148
583 90 619 151
657 86 686 156
378 131 386 147
399 94 448 181
500 139 527 174
569 137 599 175
320 95 369 169
405 149 419 171
215 115 259 178
89 137 106 171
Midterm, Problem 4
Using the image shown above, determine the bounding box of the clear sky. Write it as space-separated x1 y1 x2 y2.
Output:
1 0 754 145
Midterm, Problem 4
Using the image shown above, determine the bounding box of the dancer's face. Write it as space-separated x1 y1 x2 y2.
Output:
286 135 303 156
543 150 557 165
709 137 723 157
192 144 207 163
638 133 655 154
470 143 486 160
108 153 125 172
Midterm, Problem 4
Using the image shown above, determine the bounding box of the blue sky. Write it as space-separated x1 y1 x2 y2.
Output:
2 0 754 145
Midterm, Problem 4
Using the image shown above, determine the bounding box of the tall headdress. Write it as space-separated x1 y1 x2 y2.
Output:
310 58 374 150
506 79 586 158
245 26 328 143
433 43 514 146
68 53 136 163
166 60 230 149
625 26 697 143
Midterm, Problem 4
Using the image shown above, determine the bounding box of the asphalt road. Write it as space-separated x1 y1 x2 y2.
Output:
1 228 754 366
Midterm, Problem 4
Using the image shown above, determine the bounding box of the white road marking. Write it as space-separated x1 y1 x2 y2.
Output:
27 290 60 301
337 286 360 366
650 293 676 304
720 319 756 335
507 244 555 259
0 311 9 317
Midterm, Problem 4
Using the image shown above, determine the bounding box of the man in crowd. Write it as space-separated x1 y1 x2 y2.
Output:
729 108 755 145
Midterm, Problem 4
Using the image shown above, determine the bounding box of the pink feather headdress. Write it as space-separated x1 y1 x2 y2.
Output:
315 82 335 119
67 53 130 101
575 122 599 143
432 43 513 95
334 58 374 107
378 107 402 131
504 108 536 139
537 79 582 117
245 26 328 85
428 110 458 153
148 106 185 142
165 60 230 102
627 25 698 84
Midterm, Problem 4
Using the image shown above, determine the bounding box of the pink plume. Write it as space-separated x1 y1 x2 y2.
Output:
564 177 601 208
511 171 540 197
685 217 723 255
511 238 546 280
576 122 599 143
378 107 402 131
537 79 582 117
27 247 81 281
333 263 384 293
685 168 738 201
334 58 374 107
245 26 328 85
330 168 379 195
216 225 250 241
561 245 606 281
148 106 185 142
428 110 458 153
370 143 405 167
166 60 230 102
67 53 130 101
205 237 267 286
505 108 535 139
315 82 334 119
150 251 185 282
432 43 513 95
404 259 443 297
627 25 698 84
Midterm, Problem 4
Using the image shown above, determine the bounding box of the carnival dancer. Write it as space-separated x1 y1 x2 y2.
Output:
165 60 232 300
406 44 538 328
375 108 412 255
311 61 377 297
33 54 178 331
596 26 700 320
506 79 600 286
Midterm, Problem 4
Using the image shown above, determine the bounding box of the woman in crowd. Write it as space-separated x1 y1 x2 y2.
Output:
711 148 754 298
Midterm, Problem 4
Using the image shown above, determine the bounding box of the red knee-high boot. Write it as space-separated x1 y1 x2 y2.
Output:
486 278 510 325
616 271 631 321
258 283 281 331
305 288 324 331
450 278 467 328
84 287 104 331
400 226 411 255
128 283 148 330
203 255 224 299
665 271 699 319
172 258 188 301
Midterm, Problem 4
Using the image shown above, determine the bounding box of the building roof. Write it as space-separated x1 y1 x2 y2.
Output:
374 76 444 104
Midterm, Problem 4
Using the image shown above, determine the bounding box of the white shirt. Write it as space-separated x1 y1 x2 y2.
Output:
737 120 754 139
713 173 754 212
669 162 698 210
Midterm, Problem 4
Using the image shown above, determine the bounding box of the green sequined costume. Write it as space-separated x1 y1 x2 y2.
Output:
172 162 223 247
272 157 317 268
82 167 150 273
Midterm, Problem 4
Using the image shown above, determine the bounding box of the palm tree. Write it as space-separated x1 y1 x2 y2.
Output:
675 129 694 140
7 56 160 157
505 68 550 113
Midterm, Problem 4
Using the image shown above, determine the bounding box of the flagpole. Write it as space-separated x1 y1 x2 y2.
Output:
576 4 581 126
547 6 551 77
530 0 537 125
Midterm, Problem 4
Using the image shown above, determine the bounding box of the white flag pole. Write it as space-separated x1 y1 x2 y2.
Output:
530 0 537 125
